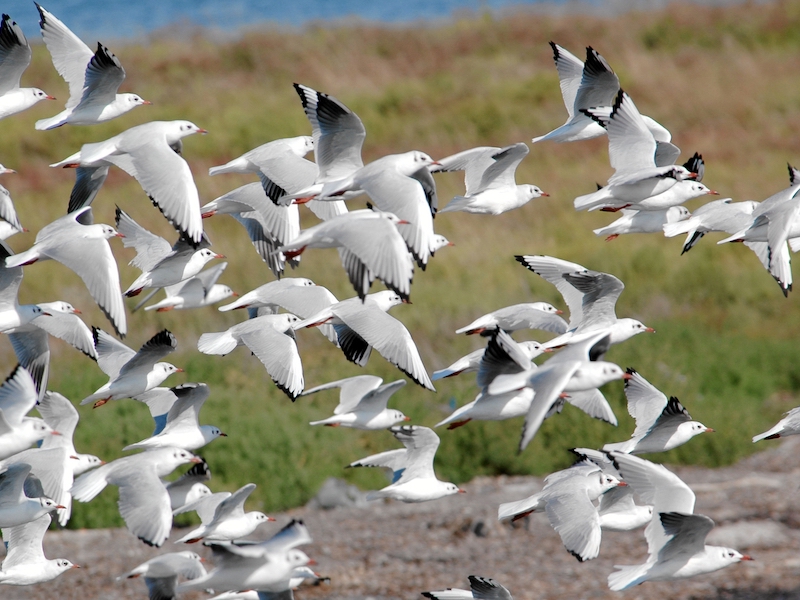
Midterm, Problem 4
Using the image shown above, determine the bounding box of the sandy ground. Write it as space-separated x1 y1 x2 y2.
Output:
6 438 800 600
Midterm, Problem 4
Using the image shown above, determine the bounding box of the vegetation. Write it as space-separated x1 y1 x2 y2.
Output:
2 1 799 528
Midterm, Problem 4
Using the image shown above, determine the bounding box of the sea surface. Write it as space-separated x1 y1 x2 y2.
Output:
3 0 559 42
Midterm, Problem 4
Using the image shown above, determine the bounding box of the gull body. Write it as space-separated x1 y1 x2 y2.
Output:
0 14 55 121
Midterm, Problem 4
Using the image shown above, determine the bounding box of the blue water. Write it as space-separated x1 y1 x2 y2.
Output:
3 1 549 42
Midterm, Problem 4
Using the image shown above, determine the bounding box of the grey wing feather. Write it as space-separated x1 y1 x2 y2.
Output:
0 14 31 95
468 576 513 600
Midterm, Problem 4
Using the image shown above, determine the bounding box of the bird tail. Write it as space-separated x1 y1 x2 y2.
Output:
197 331 239 355
497 493 541 521
662 218 697 238
573 188 611 211
607 563 650 591
208 157 248 176
4 247 40 267
601 440 635 453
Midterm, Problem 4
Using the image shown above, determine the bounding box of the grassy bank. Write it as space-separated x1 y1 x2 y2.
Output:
1 2 799 528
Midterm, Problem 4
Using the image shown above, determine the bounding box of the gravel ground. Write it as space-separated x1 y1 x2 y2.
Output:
6 438 800 600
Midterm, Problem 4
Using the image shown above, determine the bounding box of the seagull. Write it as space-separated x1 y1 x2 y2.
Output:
209 136 313 177
176 483 275 544
497 458 626 561
584 180 716 213
200 183 300 278
115 207 223 297
277 208 415 301
0 463 63 528
663 198 759 254
80 328 183 408
0 366 57 461
515 255 655 349
316 150 440 269
198 313 303 400
0 241 51 334
603 369 712 454
349 425 464 502
117 551 206 600
177 519 314 594
594 206 690 241
302 375 409 429
71 446 201 547
753 405 800 442
123 383 226 452
434 143 547 215
606 451 753 590
51 120 208 245
34 3 150 130
455 302 568 336
422 575 514 600
219 277 339 344
0 514 78 585
4 206 126 336
166 459 212 511
573 90 695 211
294 290 435 391
143 262 235 312
6 300 96 400
532 43 670 144
287 83 366 203
432 340 545 381
0 13 55 121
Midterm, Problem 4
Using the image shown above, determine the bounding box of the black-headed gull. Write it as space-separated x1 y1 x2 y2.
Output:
573 90 695 211
0 366 57 460
201 182 299 278
606 451 752 590
143 262 234 312
294 290 434 391
603 369 712 454
422 575 513 600
533 43 670 144
0 463 63 528
115 207 223 297
52 120 208 244
663 198 758 254
455 302 567 336
118 551 206 600
219 277 339 344
177 519 313 593
198 313 304 400
5 206 126 336
498 458 625 561
7 301 96 400
515 255 654 349
71 446 201 547
277 208 414 301
81 328 183 408
316 150 440 269
753 405 800 442
349 425 463 502
209 135 313 177
0 14 55 121
432 339 544 381
35 3 149 130
123 383 225 452
303 375 409 429
167 459 211 511
593 206 690 241
176 483 274 544
434 143 547 215
0 514 77 584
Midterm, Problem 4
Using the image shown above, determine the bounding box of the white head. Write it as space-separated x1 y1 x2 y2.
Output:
678 420 713 440
27 88 55 104
206 285 235 305
368 290 405 311
287 135 314 156
250 511 274 526
711 546 752 566
71 453 105 477
430 235 454 254
521 184 548 201
388 409 409 425
152 363 183 386
195 248 223 265
36 496 62 513
571 361 627 390
397 150 437 175
595 472 625 495
201 425 226 444
37 301 78 315
167 120 207 143
286 549 312 569
52 558 79 573
441 482 465 497
666 205 691 222
21 418 54 442
612 318 655 344
119 93 150 107
520 340 545 359
531 302 562 315
21 304 50 323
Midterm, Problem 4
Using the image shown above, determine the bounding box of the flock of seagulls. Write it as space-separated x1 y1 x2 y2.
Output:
0 5 789 598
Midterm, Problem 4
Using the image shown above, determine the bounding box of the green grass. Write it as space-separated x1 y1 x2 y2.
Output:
2 2 799 528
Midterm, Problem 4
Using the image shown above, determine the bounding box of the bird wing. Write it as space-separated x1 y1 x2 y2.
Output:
36 4 93 110
432 146 497 196
519 361 580 451
161 383 209 433
563 270 624 331
476 329 534 390
468 576 514 600
211 483 256 522
657 512 716 563
550 42 584 119
600 91 659 178
479 143 529 192
1 513 50 567
0 463 30 507
623 369 669 437
294 83 365 181
389 425 440 482
239 324 304 400
355 380 406 413
544 489 603 562
301 375 382 415
514 255 587 329
333 301 434 391
0 240 23 308
7 326 50 401
0 366 37 425
76 43 126 110
92 327 135 378
115 206 173 272
572 46 619 114
173 491 231 524
36 391 79 441
0 14 31 95
119 330 177 377
113 465 173 547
